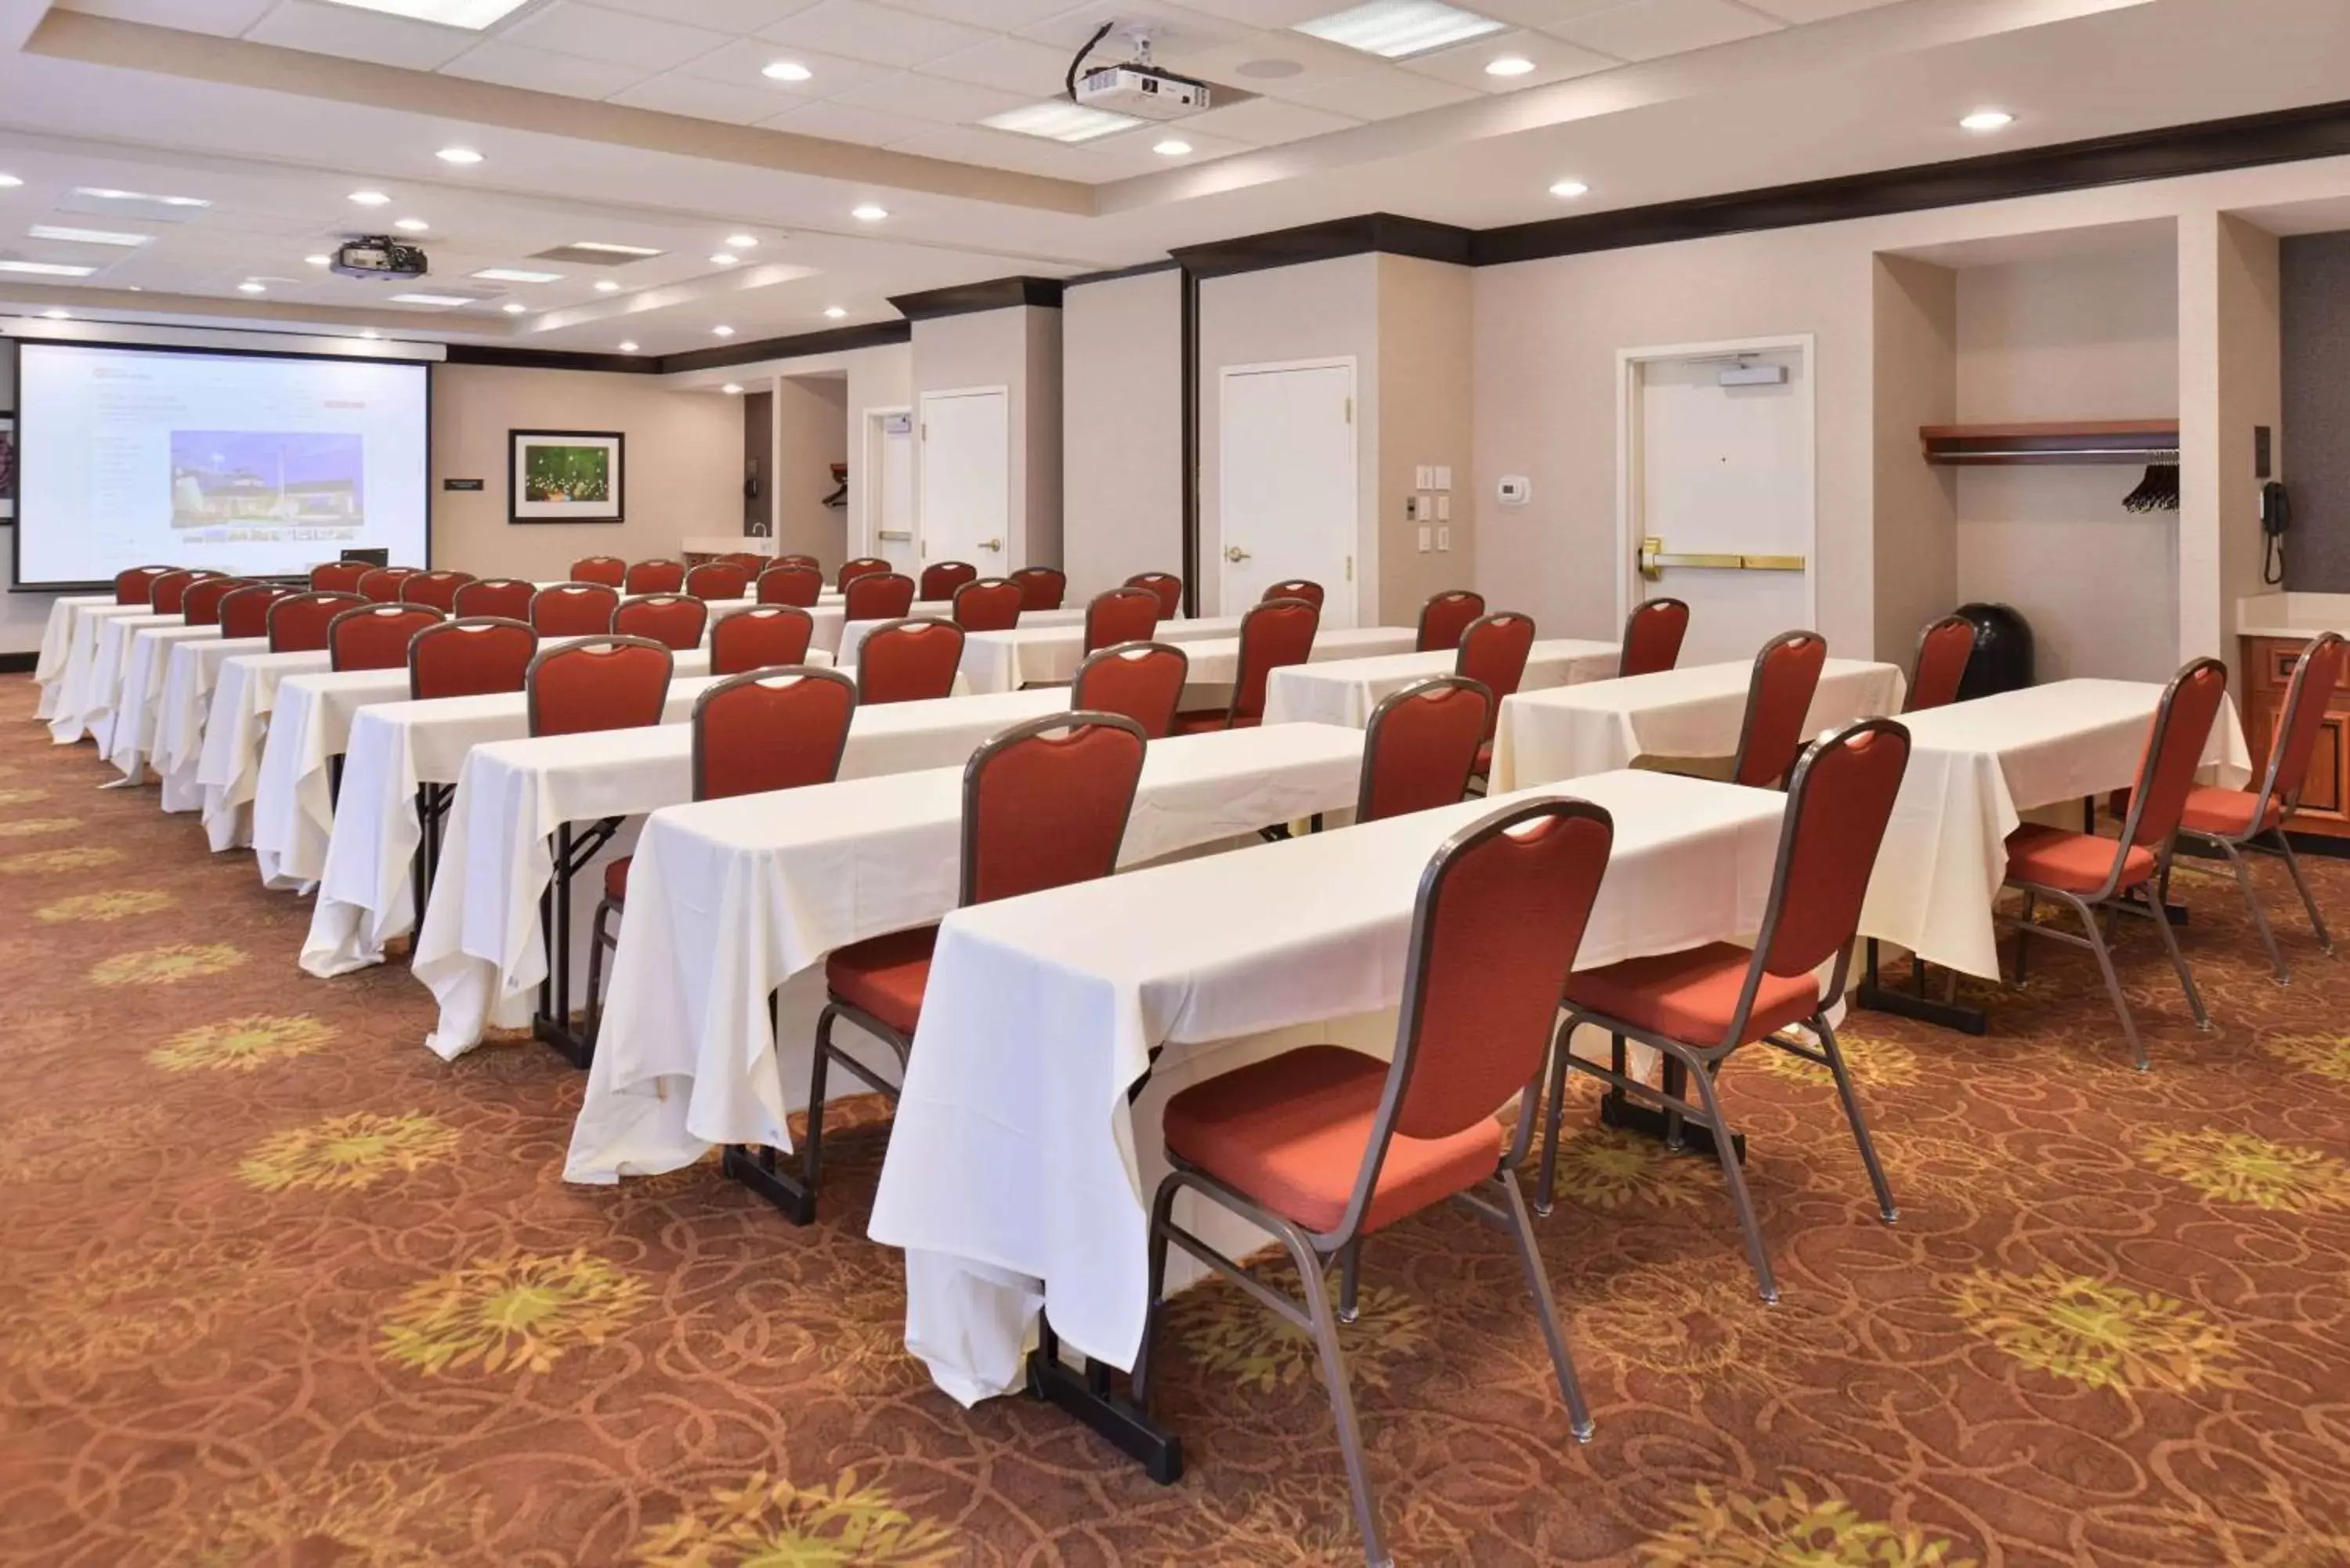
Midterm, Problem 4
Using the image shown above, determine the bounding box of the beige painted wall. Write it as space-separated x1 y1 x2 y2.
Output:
2191 211 2282 690
430 361 739 581
1062 268 1183 602
1954 244 2181 683
1376 255 1476 625
911 305 1061 577
1024 305 1064 573
772 374 849 569
1871 255 1958 666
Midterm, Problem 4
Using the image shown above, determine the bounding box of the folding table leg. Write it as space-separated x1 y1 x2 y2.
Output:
1855 937 1987 1035
1026 1312 1185 1484
533 818 619 1069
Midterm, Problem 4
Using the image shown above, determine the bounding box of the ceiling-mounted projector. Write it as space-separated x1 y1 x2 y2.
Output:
331 235 428 280
1076 61 1210 118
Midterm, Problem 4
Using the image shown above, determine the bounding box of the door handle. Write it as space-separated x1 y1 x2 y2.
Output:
1224 545 1250 563
1639 536 1805 581
980 537 1003 552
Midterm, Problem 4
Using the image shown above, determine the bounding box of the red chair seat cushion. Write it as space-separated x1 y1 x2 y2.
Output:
2003 822 2156 894
1172 711 1260 735
1162 1045 1502 1235
824 926 938 1035
2112 784 2283 840
603 857 631 901
1564 941 1818 1049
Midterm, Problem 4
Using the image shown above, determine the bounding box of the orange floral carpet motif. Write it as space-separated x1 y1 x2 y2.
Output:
2 671 2349 1565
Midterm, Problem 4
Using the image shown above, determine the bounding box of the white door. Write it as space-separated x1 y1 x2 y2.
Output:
1219 359 1357 627
868 410 917 576
917 387 1010 577
1625 345 1813 667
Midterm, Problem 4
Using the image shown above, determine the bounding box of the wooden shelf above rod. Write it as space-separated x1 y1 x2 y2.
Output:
1919 420 2179 466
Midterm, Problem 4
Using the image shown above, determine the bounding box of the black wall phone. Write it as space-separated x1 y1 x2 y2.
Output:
2262 479 2290 587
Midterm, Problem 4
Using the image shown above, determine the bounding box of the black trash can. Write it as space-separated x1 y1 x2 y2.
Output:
1953 602 2033 700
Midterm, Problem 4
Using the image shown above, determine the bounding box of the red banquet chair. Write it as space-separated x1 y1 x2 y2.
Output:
779 553 821 571
952 578 1024 633
1358 677 1492 822
309 561 369 594
1620 598 1690 679
710 606 815 675
570 555 627 587
1456 611 1535 778
856 618 964 705
357 566 419 603
148 570 198 615
837 556 890 592
1126 571 1183 618
408 617 537 700
219 584 295 640
1011 565 1067 611
1731 630 1828 789
530 583 620 637
1417 590 1486 652
1072 641 1188 739
1175 598 1318 733
181 576 251 627
2131 632 2345 985
2004 658 2229 1068
1134 797 1617 1568
1542 717 1914 1302
1083 587 1162 654
624 558 685 595
451 578 536 620
587 664 859 1038
718 551 768 574
684 562 751 602
526 636 674 739
844 571 916 622
328 603 443 672
919 561 978 602
268 591 368 653
114 565 177 605
400 569 475 612
1906 613 1976 713
776 709 1148 1223
757 564 824 608
613 593 708 651
1263 578 1325 610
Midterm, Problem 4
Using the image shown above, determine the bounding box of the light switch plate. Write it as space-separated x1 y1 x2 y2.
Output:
1434 465 1452 491
1436 525 1452 552
1417 525 1431 553
1414 464 1434 490
1435 495 1451 521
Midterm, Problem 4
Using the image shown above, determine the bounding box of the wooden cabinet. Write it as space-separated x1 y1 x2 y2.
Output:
2242 635 2350 840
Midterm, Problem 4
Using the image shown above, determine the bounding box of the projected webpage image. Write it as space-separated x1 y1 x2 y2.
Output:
171 431 366 536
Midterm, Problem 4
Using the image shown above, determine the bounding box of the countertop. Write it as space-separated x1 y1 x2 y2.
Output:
2238 593 2350 639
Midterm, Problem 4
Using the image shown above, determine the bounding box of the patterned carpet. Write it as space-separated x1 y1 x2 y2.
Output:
5 669 2350 1566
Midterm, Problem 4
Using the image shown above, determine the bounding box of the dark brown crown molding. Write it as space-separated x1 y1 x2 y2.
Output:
656 319 910 374
1474 96 2350 266
888 276 1066 321
1063 258 1182 288
443 343 661 374
1171 212 1474 280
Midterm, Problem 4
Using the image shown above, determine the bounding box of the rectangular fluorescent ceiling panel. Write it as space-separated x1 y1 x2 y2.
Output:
28 225 150 247
0 259 96 276
389 292 479 306
1293 0 1505 57
472 267 565 283
981 100 1144 143
70 186 208 207
534 242 662 266
313 0 532 26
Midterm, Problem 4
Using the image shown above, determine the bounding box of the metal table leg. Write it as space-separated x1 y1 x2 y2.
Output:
1026 1313 1184 1484
533 815 621 1068
1856 937 1988 1034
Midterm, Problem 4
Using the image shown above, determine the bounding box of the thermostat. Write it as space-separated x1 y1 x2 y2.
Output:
1497 475 1531 507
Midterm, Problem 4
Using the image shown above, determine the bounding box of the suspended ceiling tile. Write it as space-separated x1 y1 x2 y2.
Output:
1737 0 1904 17
1546 0 1784 61
760 99 938 146
244 0 474 69
438 38 654 97
919 34 1078 97
1398 27 1618 89
1018 2 1254 56
1178 93 1360 143
500 0 737 70
1165 0 1338 24
58 0 279 37
1157 27 1384 92
607 70 801 124
584 0 819 32
825 70 1035 125
887 0 1075 27
672 37 892 96
1269 62 1479 117
756 0 996 68
1472 0 1637 23
889 124 1119 181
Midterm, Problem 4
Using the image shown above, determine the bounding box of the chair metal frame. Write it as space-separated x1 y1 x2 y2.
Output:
529 582 621 636
919 560 979 602
1538 718 1912 1303
1355 676 1491 823
1011 565 1068 610
1184 596 1318 730
400 569 476 612
2001 658 2227 1069
837 555 891 591
569 555 627 587
757 563 826 607
1263 578 1325 609
116 564 179 605
308 562 369 594
1083 587 1163 655
267 591 370 653
407 616 539 913
844 571 917 623
623 558 686 595
181 575 251 627
327 602 444 673
218 584 293 640
854 616 965 704
1729 628 1828 789
1132 798 1614 1568
451 578 537 620
683 562 753 601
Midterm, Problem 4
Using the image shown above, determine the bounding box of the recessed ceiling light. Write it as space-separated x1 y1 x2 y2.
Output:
1154 138 1192 157
568 241 661 256
595 280 620 293
394 218 429 233
722 383 743 395
42 308 68 319
74 186 209 208
501 302 526 313
712 324 736 337
472 267 563 283
982 100 1143 143
306 253 331 266
618 340 638 352
360 328 380 338
725 234 757 248
125 285 142 291
313 0 530 26
1484 54 1534 76
436 146 483 164
1959 108 2015 132
349 190 391 206
1294 0 1505 60
0 174 20 188
710 251 739 265
1548 178 1589 198
237 280 266 294
389 291 476 305
0 260 96 276
851 204 888 222
763 60 812 81
27 224 150 246
823 305 847 319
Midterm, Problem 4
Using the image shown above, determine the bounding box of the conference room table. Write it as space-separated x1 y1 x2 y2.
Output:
414 684 1083 1062
863 768 1788 1440
566 721 1375 1194
960 623 1416 696
1488 657 1911 789
832 606 1096 668
42 601 166 744
101 620 228 786
1262 638 1622 728
154 634 267 815
31 593 119 727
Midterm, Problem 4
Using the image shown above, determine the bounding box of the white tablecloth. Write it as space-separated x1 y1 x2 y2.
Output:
566 721 1376 1186
46 604 165 744
297 660 722 977
86 612 186 759
1490 657 1910 790
951 616 1256 693
103 623 219 782
1857 679 2254 978
1263 638 1622 728
866 767 1788 1405
834 605 1097 668
32 595 115 721
414 685 1075 1056
195 650 331 851
155 636 267 813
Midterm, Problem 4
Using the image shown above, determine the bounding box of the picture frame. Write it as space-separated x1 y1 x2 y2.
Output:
508 428 624 525
0 414 15 523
